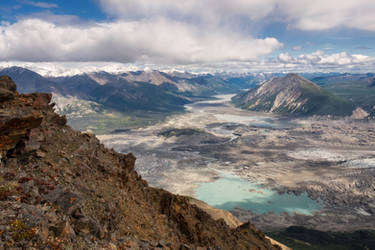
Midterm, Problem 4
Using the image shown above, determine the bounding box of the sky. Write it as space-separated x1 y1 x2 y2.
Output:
0 0 375 75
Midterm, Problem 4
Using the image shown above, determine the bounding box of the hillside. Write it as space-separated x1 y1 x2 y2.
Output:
310 73 375 116
311 73 375 87
1 67 189 113
121 70 248 96
0 67 65 94
232 74 356 116
0 76 280 249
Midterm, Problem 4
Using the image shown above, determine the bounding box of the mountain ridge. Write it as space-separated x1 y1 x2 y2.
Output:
0 66 190 113
0 66 65 94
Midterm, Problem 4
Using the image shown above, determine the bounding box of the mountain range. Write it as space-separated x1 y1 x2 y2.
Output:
0 66 262 111
0 66 261 133
311 73 375 87
0 67 268 134
0 67 189 112
1 67 373 127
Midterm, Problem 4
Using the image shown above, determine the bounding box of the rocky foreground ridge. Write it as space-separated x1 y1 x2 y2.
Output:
0 75 280 249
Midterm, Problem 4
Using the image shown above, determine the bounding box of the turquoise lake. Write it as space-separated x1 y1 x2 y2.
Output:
195 172 321 215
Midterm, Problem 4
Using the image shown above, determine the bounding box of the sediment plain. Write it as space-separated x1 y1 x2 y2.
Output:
99 95 375 232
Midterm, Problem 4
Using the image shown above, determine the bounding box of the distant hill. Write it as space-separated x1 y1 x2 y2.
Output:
49 73 102 98
310 73 375 115
89 78 189 112
232 74 356 116
311 73 375 87
0 66 65 94
121 70 250 96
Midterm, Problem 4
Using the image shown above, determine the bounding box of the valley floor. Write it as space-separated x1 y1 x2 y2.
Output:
98 95 375 232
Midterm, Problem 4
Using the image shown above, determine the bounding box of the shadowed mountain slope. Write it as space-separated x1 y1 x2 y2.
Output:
0 66 65 94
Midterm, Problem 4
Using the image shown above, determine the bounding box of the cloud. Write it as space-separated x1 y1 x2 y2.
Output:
0 61 144 77
99 0 375 31
20 1 58 9
278 50 374 65
292 45 303 51
2 1 288 65
99 0 277 23
0 18 282 64
1 0 374 72
279 0 375 31
17 11 80 25
355 46 372 50
2 50 373 77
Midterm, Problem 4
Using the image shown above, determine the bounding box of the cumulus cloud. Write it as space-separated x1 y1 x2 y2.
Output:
1 0 375 69
278 51 373 65
1 1 290 64
0 18 281 64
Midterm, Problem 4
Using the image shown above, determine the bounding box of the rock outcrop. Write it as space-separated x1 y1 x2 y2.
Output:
351 107 370 119
0 76 280 249
232 74 355 116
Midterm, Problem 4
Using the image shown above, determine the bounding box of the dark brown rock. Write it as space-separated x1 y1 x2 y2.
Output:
0 76 17 102
57 221 76 240
0 88 15 102
0 76 17 92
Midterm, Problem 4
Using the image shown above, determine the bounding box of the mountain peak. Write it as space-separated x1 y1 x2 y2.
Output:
1 66 37 75
283 73 312 83
280 73 312 84
285 73 301 78
232 73 355 116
